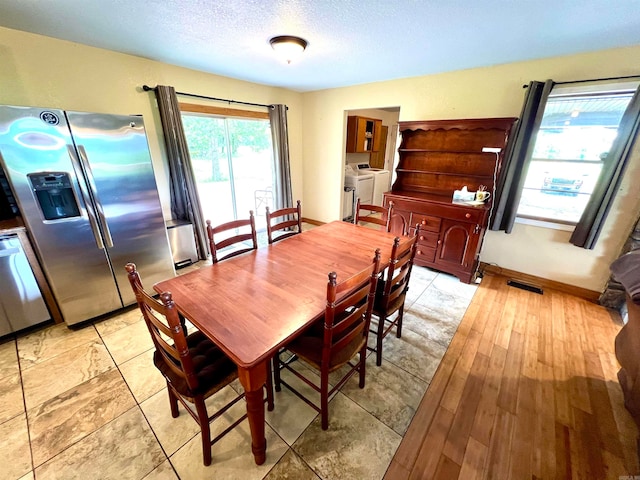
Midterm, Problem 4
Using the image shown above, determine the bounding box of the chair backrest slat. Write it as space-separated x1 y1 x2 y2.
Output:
266 200 302 244
388 267 411 304
331 320 366 353
271 219 300 231
206 211 258 263
215 233 255 251
381 228 420 309
353 199 393 231
330 302 369 351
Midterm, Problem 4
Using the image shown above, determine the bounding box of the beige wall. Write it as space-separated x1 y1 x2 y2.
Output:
301 46 640 291
2 25 639 292
0 26 304 220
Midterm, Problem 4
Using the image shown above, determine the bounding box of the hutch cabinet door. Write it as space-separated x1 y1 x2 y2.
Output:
436 219 477 268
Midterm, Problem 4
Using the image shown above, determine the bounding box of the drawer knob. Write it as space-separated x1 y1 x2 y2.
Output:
419 235 425 241
421 220 427 225
417 250 422 255
465 213 471 219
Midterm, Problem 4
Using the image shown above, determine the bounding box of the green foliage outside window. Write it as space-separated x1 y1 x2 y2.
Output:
182 115 272 183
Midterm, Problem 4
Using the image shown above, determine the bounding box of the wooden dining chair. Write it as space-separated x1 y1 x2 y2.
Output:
353 198 393 231
265 200 303 244
206 210 258 263
273 249 381 430
369 227 420 366
125 263 274 466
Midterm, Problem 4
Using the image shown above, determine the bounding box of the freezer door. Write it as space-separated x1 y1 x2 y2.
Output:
66 112 175 306
0 106 122 325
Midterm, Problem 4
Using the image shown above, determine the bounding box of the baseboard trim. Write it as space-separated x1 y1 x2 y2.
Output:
301 217 325 226
479 262 601 303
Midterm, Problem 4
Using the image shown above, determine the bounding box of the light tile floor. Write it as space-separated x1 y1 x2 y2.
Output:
0 251 477 480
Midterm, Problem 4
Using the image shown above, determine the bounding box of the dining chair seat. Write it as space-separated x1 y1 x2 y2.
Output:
284 315 365 372
153 330 238 399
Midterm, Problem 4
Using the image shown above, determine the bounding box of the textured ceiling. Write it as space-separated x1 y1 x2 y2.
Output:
1 0 640 92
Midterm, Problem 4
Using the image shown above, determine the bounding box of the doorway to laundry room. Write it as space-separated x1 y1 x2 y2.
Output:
342 107 400 221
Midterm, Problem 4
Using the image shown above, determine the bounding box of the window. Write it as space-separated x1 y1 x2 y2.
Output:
516 82 638 224
180 106 274 230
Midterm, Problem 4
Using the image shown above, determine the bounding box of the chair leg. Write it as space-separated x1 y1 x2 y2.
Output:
359 346 367 389
376 313 386 366
167 383 179 418
194 396 212 466
273 351 282 392
266 358 275 411
321 369 329 430
397 304 405 338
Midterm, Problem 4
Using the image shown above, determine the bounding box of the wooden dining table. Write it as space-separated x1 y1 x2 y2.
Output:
153 220 411 465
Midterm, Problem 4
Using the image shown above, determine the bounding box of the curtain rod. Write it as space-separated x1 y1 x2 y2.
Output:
555 73 640 85
142 85 273 109
523 73 640 88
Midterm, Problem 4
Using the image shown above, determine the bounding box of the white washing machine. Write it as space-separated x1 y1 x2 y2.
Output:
355 163 391 206
344 165 374 205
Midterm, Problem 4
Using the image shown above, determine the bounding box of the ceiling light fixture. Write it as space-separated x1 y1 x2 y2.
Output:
269 35 308 65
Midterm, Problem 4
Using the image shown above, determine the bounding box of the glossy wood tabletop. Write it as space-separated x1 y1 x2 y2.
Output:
153 220 409 465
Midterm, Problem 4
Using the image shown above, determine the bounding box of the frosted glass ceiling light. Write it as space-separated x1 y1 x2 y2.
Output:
270 35 307 64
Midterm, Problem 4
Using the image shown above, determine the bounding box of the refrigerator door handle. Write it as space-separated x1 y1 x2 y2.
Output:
67 145 105 250
77 145 114 248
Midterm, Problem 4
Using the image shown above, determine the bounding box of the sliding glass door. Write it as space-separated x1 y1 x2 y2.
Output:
181 114 274 229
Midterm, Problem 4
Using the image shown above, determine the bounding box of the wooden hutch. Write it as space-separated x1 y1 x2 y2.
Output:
384 117 517 283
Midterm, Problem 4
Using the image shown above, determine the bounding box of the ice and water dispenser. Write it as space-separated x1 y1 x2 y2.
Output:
28 172 80 220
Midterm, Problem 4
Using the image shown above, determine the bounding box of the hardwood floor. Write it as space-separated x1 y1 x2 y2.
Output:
385 273 640 479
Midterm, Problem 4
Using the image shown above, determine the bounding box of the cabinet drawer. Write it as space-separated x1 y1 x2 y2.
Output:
412 230 439 248
444 206 483 224
415 246 436 263
409 213 441 232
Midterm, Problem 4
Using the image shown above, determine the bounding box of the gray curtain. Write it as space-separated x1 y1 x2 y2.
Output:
154 85 208 260
269 104 293 210
491 80 554 232
570 86 640 249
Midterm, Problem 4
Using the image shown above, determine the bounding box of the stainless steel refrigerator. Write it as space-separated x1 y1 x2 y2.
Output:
0 106 175 326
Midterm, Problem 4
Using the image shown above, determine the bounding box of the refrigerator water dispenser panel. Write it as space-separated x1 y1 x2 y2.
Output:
28 172 80 220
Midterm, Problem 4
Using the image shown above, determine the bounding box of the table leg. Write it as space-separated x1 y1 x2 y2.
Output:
238 361 267 465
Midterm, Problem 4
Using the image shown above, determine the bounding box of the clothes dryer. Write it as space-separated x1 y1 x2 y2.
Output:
355 163 391 206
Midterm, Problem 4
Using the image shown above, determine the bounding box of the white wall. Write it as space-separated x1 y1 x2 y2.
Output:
301 45 640 292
